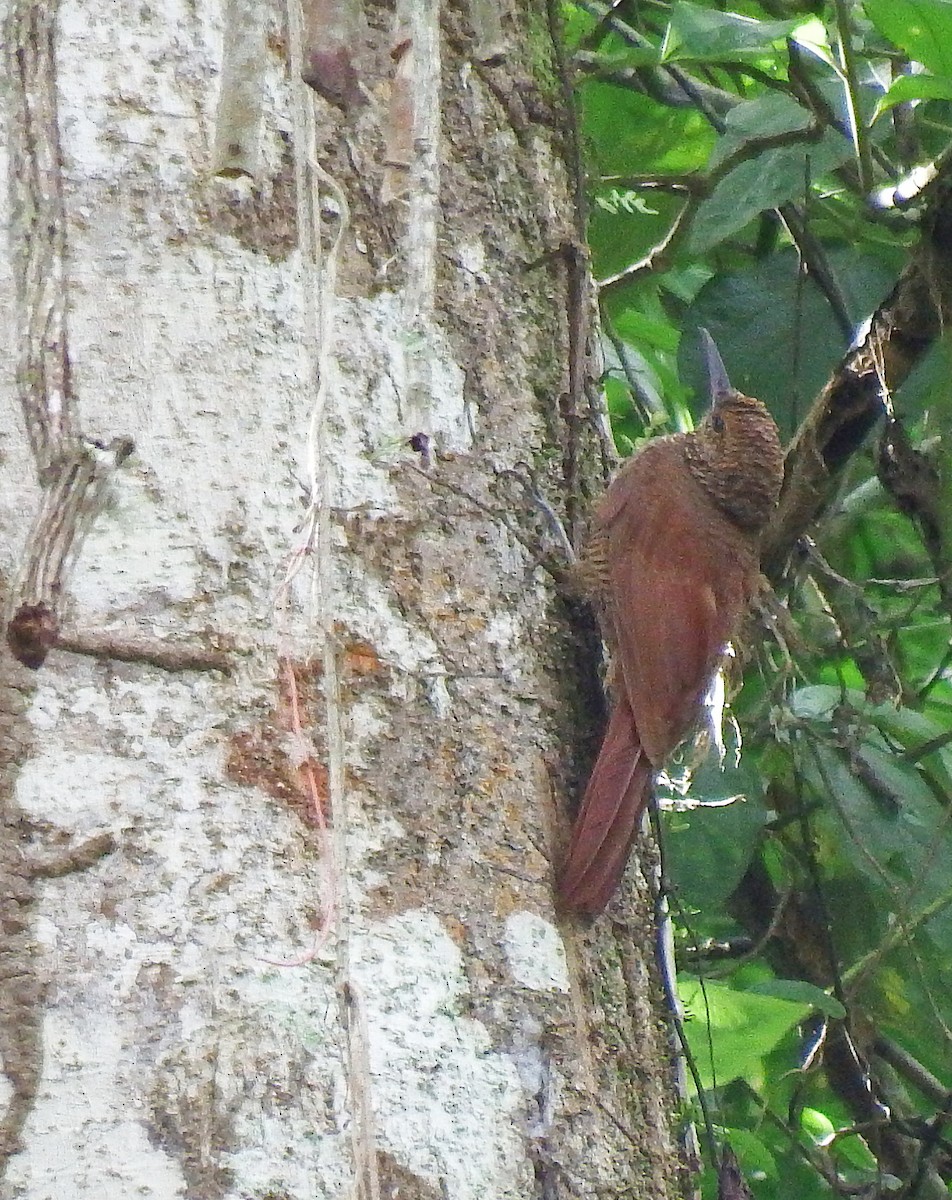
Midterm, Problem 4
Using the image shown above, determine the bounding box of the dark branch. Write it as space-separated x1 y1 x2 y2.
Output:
762 158 952 578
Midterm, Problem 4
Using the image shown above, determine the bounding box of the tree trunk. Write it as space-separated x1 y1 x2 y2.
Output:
0 2 684 1196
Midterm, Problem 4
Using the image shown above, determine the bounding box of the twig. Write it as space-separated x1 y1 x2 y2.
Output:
874 1036 950 1108
53 628 233 674
763 162 952 578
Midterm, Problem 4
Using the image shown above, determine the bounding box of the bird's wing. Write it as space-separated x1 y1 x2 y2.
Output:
600 443 739 765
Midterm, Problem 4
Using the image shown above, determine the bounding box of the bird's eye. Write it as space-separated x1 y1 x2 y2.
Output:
710 411 725 433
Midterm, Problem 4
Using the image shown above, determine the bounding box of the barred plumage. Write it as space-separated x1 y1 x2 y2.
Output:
560 344 783 913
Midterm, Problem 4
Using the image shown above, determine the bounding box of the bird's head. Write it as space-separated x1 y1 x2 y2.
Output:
685 330 785 532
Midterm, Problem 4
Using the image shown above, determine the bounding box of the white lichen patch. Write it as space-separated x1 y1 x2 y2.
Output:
65 250 311 591
57 0 221 187
70 472 202 612
330 292 473 496
454 239 488 280
9 1009 188 1199
349 910 533 1198
484 609 530 682
335 568 444 677
503 912 571 993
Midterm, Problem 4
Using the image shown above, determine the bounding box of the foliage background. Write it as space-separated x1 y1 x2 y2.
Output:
565 1 952 1195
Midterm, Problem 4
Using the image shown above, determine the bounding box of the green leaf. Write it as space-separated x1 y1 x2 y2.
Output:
662 2 800 63
800 1107 836 1147
679 977 811 1090
604 286 694 420
666 786 770 911
709 93 814 170
560 1 597 47
682 248 896 437
689 150 852 253
589 193 683 282
609 303 681 352
803 743 952 969
864 0 952 79
873 71 952 119
746 979 846 1018
659 262 713 305
581 82 715 176
833 1132 879 1171
723 1129 778 1180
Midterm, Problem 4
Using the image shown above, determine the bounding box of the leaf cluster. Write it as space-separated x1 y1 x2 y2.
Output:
564 2 952 1196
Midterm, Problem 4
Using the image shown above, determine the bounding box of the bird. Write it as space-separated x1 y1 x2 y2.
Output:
559 331 784 913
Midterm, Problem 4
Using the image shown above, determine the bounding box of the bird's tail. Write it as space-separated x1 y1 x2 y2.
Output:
558 697 654 913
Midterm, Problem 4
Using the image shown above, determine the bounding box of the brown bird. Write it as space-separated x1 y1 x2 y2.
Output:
559 332 784 913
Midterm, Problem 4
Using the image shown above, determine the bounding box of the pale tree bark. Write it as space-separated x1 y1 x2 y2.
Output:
0 2 684 1198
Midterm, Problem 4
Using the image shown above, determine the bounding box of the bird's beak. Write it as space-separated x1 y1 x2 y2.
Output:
699 327 732 403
